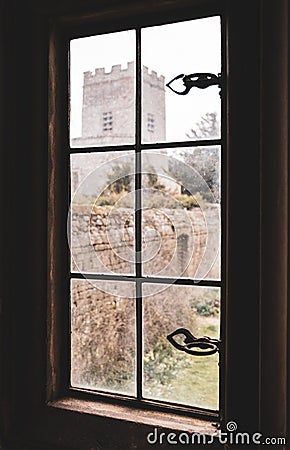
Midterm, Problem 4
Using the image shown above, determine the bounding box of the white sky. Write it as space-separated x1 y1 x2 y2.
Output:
70 16 221 142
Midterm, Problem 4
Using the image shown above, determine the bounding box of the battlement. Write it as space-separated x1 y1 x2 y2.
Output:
142 65 165 90
84 61 134 84
83 61 165 89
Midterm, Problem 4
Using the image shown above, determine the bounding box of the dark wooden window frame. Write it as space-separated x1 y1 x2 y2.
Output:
67 10 225 419
0 0 288 449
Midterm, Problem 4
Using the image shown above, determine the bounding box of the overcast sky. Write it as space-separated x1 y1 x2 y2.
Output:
70 16 221 143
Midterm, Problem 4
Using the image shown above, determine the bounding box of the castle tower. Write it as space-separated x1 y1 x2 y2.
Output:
142 65 166 142
72 61 166 147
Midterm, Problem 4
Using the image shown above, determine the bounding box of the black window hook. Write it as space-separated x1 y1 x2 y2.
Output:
167 327 220 356
166 72 222 95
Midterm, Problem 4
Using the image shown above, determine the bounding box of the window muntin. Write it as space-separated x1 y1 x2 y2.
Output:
69 15 223 415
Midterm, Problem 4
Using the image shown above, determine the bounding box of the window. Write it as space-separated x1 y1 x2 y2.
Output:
103 111 113 131
2 1 287 449
69 15 223 417
147 113 155 132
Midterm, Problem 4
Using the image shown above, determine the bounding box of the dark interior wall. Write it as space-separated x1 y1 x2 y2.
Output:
0 11 44 450
225 3 288 442
225 0 261 433
260 0 288 437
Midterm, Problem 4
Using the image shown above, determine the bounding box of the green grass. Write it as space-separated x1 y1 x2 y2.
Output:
169 350 219 410
143 317 220 410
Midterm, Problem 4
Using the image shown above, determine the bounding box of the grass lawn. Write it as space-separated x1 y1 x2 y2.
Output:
143 316 220 410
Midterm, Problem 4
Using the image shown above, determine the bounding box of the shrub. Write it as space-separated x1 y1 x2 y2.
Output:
193 298 220 317
175 193 203 209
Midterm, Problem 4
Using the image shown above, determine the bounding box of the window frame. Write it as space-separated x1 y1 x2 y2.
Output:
60 5 225 421
1 0 288 449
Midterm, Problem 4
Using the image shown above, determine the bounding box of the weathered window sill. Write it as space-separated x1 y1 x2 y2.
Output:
49 396 220 436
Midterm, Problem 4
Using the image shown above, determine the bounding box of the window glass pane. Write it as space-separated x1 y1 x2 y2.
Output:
141 149 220 280
68 16 223 413
71 279 136 395
141 17 221 143
70 152 135 275
143 284 220 410
70 30 136 147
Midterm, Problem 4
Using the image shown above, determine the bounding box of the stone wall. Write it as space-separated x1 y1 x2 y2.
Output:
70 203 220 392
71 204 220 279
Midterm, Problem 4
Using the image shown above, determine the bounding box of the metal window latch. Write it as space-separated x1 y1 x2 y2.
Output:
166 72 222 95
167 328 220 356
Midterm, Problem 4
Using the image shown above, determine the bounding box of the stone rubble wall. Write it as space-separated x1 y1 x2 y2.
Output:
70 204 220 389
71 204 220 279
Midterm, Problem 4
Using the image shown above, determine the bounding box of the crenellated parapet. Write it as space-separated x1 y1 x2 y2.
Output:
83 61 135 85
142 65 165 90
83 62 165 90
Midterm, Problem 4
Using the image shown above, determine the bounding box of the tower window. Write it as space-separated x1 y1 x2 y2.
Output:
147 113 154 132
72 170 79 192
103 112 113 131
